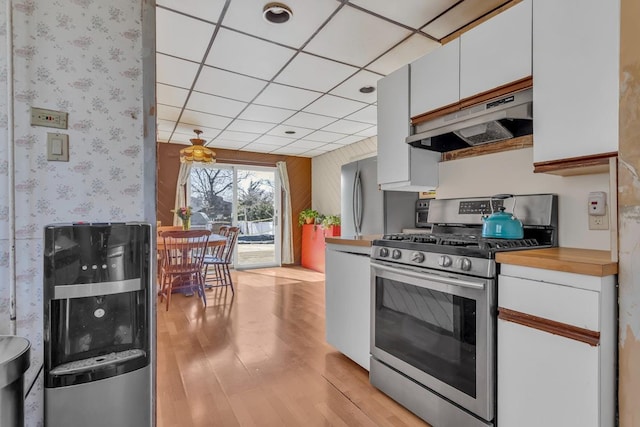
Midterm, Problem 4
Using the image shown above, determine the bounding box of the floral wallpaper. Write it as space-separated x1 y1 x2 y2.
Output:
1 1 150 425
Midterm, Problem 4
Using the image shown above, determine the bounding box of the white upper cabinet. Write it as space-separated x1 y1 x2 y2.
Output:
532 0 619 163
460 0 532 99
410 39 460 117
377 65 439 190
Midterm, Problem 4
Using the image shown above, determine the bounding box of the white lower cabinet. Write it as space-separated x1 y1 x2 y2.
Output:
498 318 599 427
325 244 371 370
497 265 616 427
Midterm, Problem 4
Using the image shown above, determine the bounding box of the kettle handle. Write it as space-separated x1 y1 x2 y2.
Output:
491 194 517 217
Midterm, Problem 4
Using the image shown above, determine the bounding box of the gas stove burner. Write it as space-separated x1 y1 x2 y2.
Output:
382 233 411 241
481 238 539 249
410 235 439 244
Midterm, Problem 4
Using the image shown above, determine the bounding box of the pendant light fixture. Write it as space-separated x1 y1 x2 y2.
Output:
179 130 216 164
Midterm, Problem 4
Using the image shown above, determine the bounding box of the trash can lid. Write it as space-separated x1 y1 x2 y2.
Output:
0 336 31 388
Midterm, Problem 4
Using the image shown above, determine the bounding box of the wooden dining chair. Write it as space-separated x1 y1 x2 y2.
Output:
158 229 210 310
203 226 240 294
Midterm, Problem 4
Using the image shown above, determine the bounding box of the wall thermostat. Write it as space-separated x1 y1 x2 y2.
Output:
588 191 607 216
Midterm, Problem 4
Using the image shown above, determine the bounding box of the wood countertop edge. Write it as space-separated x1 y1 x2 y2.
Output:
496 248 618 277
325 235 380 247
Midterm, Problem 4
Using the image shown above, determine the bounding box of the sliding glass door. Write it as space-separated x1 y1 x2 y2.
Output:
189 164 281 269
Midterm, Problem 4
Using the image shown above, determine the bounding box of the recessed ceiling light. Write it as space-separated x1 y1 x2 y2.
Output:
359 86 375 94
285 130 296 135
263 2 292 24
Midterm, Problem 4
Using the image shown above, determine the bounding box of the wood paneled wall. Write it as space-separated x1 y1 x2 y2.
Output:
157 142 312 264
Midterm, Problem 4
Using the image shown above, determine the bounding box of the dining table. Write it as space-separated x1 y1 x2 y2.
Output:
156 231 228 296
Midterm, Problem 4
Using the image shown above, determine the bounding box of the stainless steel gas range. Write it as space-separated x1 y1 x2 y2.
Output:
369 194 558 427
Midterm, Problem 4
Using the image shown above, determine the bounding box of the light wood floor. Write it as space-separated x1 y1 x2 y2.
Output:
156 266 430 427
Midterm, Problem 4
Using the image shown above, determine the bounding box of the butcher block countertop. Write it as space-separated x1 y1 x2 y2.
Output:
325 235 381 248
496 247 618 277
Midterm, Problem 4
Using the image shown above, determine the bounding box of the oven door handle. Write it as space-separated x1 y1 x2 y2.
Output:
372 262 485 290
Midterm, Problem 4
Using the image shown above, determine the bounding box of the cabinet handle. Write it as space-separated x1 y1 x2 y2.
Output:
498 307 600 346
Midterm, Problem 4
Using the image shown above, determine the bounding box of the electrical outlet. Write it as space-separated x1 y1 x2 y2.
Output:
589 210 609 230
31 107 68 129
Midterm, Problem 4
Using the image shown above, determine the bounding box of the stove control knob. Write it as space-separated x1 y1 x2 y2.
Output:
411 252 425 263
379 248 389 258
438 255 452 267
392 249 402 260
458 257 472 271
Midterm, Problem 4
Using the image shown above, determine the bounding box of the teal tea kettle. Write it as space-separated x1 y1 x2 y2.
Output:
481 194 524 239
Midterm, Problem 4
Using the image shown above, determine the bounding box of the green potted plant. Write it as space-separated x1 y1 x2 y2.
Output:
321 214 341 237
298 209 320 226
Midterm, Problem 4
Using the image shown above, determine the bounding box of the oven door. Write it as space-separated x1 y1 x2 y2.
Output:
370 260 495 421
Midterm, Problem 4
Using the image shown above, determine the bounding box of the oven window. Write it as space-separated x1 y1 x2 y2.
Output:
375 277 477 398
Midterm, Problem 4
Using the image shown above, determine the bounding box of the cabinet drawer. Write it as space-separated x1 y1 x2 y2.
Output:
499 275 599 331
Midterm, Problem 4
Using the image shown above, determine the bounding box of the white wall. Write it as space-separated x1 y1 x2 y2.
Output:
437 148 611 250
0 1 153 424
312 136 376 216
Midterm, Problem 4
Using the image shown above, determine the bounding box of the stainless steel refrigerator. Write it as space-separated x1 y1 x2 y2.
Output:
341 156 417 236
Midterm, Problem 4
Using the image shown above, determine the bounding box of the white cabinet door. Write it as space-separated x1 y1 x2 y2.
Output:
377 65 440 191
377 65 410 186
460 0 532 99
325 248 370 370
410 39 460 117
532 0 619 163
498 319 599 427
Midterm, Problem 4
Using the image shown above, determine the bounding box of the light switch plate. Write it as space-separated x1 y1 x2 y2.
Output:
31 107 68 129
47 133 69 161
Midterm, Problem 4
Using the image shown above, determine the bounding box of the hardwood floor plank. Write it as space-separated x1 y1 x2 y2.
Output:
156 267 430 427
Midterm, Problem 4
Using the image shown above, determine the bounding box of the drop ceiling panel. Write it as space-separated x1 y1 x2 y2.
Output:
304 6 412 67
321 119 373 135
356 126 378 137
292 139 331 149
194 66 267 102
157 84 190 108
253 83 321 110
156 8 215 61
422 0 508 40
315 143 342 152
334 135 369 145
158 119 177 132
226 119 277 134
170 131 200 144
366 34 441 75
329 70 382 103
273 145 309 156
158 131 172 142
206 28 297 80
300 149 326 157
267 124 314 139
157 104 182 121
244 143 282 153
173 123 221 139
303 95 367 118
304 130 347 143
186 91 247 117
216 130 261 142
252 135 296 146
282 112 336 129
349 0 459 29
237 104 296 123
156 0 226 24
210 139 247 149
180 109 233 129
345 105 377 124
222 0 341 49
274 52 358 92
156 54 200 88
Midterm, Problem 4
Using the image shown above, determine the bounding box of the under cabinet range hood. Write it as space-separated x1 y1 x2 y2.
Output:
407 88 533 152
